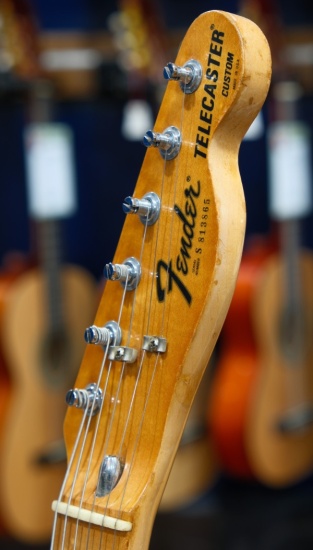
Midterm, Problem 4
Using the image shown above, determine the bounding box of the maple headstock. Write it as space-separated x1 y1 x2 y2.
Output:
51 10 271 550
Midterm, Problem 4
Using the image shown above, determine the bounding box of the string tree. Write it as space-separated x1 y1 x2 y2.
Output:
142 335 167 353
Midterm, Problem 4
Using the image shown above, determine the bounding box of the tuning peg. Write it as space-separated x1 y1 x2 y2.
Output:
66 383 102 416
103 257 141 290
84 320 122 346
123 192 160 225
163 59 202 94
143 126 181 160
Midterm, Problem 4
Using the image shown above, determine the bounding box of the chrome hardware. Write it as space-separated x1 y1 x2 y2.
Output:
163 59 202 94
142 335 167 353
84 321 122 347
66 383 102 416
104 257 141 291
108 345 138 363
123 192 161 226
96 455 124 497
143 126 181 160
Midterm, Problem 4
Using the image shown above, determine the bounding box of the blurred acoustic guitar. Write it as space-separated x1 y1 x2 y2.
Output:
0 220 97 543
246 82 313 486
49 10 271 550
209 236 275 478
0 3 97 542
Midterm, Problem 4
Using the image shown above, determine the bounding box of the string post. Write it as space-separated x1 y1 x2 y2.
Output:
123 191 160 226
163 59 202 94
65 383 102 416
84 320 122 347
143 126 181 160
104 257 141 291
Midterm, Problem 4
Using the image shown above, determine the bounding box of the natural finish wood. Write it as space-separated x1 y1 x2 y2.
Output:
0 266 97 542
246 252 313 486
160 365 218 510
51 10 271 550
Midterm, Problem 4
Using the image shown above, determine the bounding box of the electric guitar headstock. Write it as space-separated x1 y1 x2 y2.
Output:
51 10 271 550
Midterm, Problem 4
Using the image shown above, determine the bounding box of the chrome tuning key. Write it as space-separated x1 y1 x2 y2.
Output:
104 257 141 291
123 192 160 226
84 320 122 347
143 126 181 160
163 59 202 94
66 383 102 416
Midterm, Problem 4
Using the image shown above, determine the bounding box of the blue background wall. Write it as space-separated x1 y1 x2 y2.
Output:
0 0 312 280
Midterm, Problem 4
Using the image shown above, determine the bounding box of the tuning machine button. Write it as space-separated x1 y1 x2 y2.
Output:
163 59 202 94
104 257 141 291
123 192 160 226
143 126 181 160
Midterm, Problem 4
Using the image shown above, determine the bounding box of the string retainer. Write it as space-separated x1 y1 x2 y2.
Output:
96 455 124 497
142 335 167 353
108 345 138 363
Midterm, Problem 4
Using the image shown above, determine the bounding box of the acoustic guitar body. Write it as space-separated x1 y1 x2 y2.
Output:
0 265 96 542
209 240 274 478
247 252 313 486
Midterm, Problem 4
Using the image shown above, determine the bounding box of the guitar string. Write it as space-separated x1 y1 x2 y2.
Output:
97 200 170 549
111 354 160 550
61 189 150 550
60 345 112 550
50 404 89 550
58 78 188 549
86 152 166 550
70 357 115 550
110 83 188 549
54 275 129 550
108 152 173 550
69 276 131 550
82 220 150 550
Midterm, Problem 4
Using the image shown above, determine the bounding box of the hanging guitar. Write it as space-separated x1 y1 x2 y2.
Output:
0 2 98 543
50 10 271 550
209 236 276 478
245 81 313 487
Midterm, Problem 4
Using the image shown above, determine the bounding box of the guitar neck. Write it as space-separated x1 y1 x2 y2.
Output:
36 218 64 331
280 218 302 311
